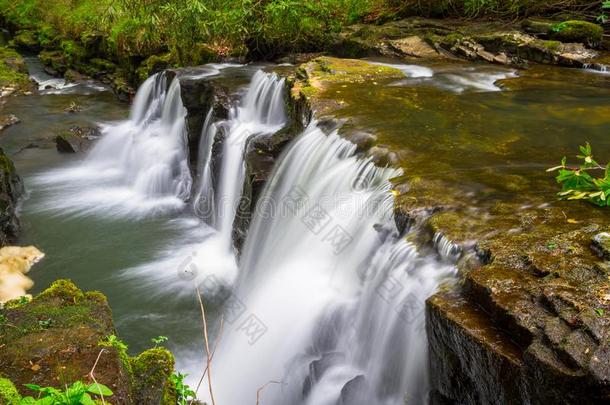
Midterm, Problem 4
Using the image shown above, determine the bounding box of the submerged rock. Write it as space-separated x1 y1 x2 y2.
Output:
0 114 20 132
55 126 99 153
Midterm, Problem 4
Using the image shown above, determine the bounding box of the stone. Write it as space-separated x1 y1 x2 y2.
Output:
388 36 441 58
549 20 604 49
54 126 98 153
0 114 20 132
591 232 610 260
0 280 177 403
367 145 399 166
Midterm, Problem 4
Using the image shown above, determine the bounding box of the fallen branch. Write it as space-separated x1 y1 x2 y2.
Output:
194 314 224 399
256 381 281 405
195 284 216 405
89 348 106 405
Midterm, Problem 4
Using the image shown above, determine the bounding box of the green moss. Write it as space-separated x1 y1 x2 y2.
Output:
549 20 603 48
36 279 85 302
60 40 87 66
0 378 21 405
130 348 176 405
12 30 39 51
136 53 174 83
0 46 30 90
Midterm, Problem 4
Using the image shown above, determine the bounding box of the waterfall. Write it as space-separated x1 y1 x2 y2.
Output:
204 123 455 405
193 70 286 250
33 72 192 217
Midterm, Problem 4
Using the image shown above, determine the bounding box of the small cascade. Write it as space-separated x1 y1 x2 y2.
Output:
193 70 286 250
583 63 609 74
33 72 192 217
206 123 455 405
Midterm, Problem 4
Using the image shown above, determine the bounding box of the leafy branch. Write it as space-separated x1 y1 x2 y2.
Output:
547 142 610 206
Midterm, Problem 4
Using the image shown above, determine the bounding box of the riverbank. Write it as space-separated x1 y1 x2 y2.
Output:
1 0 608 100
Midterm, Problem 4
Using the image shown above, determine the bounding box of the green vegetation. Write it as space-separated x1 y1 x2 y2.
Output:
170 373 196 405
20 381 113 405
0 46 30 89
0 378 21 405
548 143 610 207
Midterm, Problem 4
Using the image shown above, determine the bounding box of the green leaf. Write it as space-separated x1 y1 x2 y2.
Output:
595 308 605 317
79 393 97 405
19 397 38 405
24 384 42 391
87 383 113 397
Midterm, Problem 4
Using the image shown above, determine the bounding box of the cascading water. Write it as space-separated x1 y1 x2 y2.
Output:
192 70 286 248
126 70 287 289
204 123 455 405
33 72 192 217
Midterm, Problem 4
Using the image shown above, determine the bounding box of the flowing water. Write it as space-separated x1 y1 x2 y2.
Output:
3 56 610 405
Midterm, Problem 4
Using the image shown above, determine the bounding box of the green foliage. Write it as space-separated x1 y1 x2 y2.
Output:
20 381 113 405
548 143 610 207
151 335 168 347
99 334 128 352
0 378 22 405
170 373 195 405
597 0 610 23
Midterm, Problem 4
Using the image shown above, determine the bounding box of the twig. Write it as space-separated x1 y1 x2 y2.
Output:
195 285 216 405
256 381 281 405
194 315 224 399
89 348 106 405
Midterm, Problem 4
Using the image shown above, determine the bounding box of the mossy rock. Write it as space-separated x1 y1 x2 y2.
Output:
12 30 39 51
0 46 31 91
136 53 174 83
36 25 60 50
0 280 133 402
59 40 87 66
39 50 68 75
0 378 21 404
130 348 177 405
549 20 603 48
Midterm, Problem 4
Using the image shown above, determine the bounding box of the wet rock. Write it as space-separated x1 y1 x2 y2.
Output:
0 148 23 245
591 232 610 260
110 71 135 102
337 375 368 405
137 53 173 83
367 145 399 166
54 126 99 153
39 50 68 75
0 114 20 132
345 130 377 152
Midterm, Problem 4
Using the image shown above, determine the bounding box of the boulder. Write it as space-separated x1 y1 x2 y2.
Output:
12 30 39 51
549 20 604 49
0 280 177 404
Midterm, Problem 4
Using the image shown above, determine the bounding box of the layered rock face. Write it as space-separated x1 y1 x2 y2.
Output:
0 148 23 245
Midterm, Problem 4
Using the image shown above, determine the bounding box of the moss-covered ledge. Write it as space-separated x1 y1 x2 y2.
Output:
0 280 177 404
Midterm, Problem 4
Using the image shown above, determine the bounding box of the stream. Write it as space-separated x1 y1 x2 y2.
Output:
2 55 610 404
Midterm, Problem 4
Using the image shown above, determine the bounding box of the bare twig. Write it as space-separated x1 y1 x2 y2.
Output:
194 315 224 398
256 381 281 405
195 285 216 405
90 348 106 405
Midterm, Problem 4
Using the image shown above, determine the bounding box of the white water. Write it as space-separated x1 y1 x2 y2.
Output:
373 60 517 93
202 123 455 405
194 70 286 250
126 70 287 289
32 72 193 217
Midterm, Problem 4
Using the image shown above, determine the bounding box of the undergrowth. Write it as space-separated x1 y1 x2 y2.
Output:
0 0 605 65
